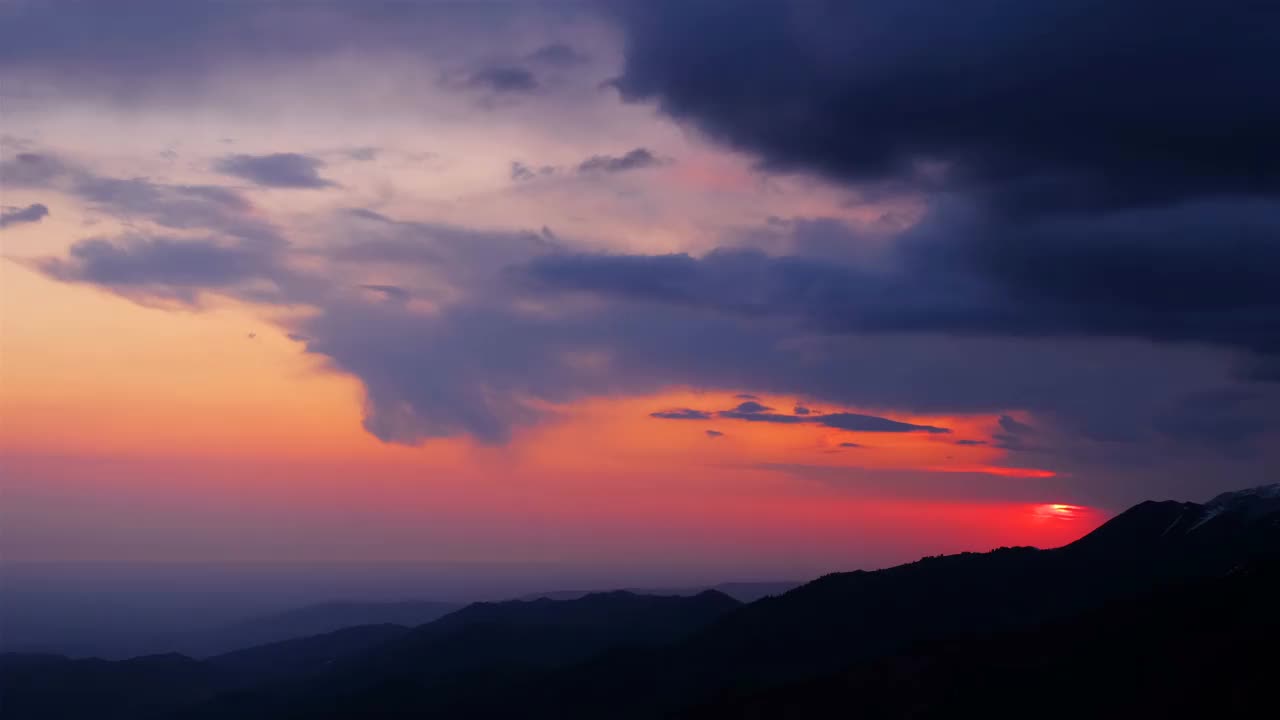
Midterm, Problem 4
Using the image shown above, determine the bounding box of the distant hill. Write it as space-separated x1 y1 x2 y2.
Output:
0 590 740 720
4 484 1277 719
519 581 799 604
178 589 742 719
0 598 462 661
191 600 460 657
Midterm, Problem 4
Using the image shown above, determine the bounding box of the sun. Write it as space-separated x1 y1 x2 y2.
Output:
1033 503 1084 521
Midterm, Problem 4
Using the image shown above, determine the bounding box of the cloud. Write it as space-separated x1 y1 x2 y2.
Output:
610 1 1280 211
838 442 865 448
1151 388 1274 451
509 148 667 182
757 463 1080 502
3 151 283 246
600 1 1280 374
649 408 711 420
215 153 335 189
12 152 301 304
705 429 724 438
36 198 1276 495
519 205 1280 367
793 405 811 415
0 2 582 94
816 413 949 434
954 440 988 446
343 147 380 162
360 284 411 303
511 161 556 182
717 408 806 424
527 43 589 67
998 415 1035 435
0 202 49 228
577 147 664 174
466 65 539 93
0 152 69 186
696 402 950 433
36 236 277 305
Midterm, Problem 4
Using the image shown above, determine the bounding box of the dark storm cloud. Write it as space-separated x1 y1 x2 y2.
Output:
991 433 1044 454
215 153 335 189
0 203 49 228
610 0 1280 211
998 415 1035 436
577 148 664 174
1151 388 1275 451
521 202 1280 362
650 408 711 420
601 1 1280 367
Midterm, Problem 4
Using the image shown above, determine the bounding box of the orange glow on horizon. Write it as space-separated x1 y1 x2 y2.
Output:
923 465 1058 479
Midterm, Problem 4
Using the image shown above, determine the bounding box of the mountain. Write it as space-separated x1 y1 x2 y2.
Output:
0 624 416 720
295 482 1279 719
5 484 1277 719
178 589 742 719
0 652 226 720
0 590 742 719
0 597 462 661
205 624 411 679
689 556 1280 718
191 600 460 657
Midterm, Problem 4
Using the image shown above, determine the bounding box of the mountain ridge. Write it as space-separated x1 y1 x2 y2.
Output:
4 483 1277 719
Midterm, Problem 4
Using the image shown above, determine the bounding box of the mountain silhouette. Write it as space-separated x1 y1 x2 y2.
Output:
689 555 1280 718
0 590 740 719
202 600 460 657
3 484 1277 719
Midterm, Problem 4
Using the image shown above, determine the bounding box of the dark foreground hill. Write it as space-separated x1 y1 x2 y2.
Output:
688 557 1280 719
3 484 1278 719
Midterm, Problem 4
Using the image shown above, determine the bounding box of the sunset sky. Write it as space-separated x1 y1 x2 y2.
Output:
3 0 1278 587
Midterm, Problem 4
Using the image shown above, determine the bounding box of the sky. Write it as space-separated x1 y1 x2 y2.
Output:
2 0 1278 595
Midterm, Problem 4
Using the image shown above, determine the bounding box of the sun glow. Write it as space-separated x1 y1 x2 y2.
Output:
1034 503 1086 521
